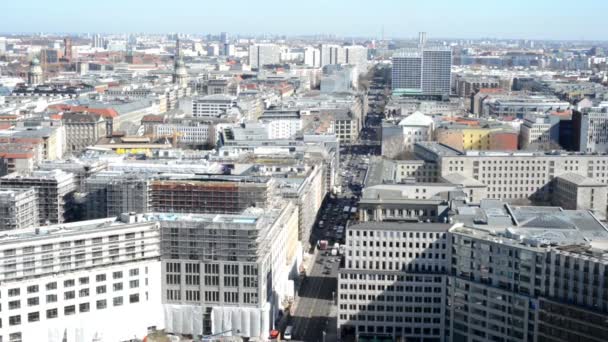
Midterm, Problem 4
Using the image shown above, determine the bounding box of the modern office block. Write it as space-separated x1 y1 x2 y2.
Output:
0 214 162 342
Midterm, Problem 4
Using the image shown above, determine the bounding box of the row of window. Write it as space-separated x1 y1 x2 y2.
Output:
2 294 140 327
1 234 139 257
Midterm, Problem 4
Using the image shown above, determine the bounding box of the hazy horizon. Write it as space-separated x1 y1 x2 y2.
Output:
2 0 608 41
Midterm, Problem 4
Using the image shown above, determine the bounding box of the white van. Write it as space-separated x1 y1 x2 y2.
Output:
284 325 294 340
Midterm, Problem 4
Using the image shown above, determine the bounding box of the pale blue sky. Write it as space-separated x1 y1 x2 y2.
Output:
1 0 607 40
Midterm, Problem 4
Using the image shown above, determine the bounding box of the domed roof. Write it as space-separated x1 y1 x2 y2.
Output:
31 57 40 66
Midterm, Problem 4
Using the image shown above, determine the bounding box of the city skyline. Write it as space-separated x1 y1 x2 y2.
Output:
2 0 608 41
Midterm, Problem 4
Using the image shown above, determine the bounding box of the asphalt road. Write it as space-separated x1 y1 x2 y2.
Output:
290 154 368 342
288 78 386 341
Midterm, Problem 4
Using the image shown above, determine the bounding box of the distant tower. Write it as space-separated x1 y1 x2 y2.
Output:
418 32 427 47
63 37 73 61
172 38 188 88
28 57 43 85
125 44 134 64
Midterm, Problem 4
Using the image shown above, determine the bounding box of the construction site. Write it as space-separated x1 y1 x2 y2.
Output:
150 178 274 214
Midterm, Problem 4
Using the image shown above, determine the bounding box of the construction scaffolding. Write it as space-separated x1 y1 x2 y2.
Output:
150 180 272 214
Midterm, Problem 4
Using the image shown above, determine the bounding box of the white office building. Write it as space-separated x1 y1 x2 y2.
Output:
192 95 236 118
304 47 321 68
575 107 608 153
249 44 281 69
259 110 303 140
0 214 162 342
338 222 450 341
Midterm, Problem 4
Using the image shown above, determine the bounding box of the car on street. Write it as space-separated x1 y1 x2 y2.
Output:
284 325 294 340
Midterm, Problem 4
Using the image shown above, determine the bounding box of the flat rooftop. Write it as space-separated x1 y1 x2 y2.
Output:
349 221 451 233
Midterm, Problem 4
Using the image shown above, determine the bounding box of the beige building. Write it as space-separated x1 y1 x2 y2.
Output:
415 142 608 208
63 112 106 155
554 173 608 219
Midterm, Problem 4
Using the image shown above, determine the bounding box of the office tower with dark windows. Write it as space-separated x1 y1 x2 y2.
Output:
392 35 452 99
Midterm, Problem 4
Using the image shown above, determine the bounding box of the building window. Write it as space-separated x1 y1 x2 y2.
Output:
28 312 40 322
79 303 90 313
46 294 57 303
9 315 21 326
96 300 107 310
96 285 107 294
64 305 76 316
113 296 123 306
129 294 140 303
46 308 58 319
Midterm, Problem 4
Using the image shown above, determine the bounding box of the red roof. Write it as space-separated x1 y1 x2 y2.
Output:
0 152 34 159
47 104 118 119
478 88 505 94
141 114 165 123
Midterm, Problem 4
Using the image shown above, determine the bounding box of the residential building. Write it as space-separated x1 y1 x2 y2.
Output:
343 45 368 74
320 44 343 66
303 47 321 68
435 125 519 151
321 64 358 93
62 112 106 155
